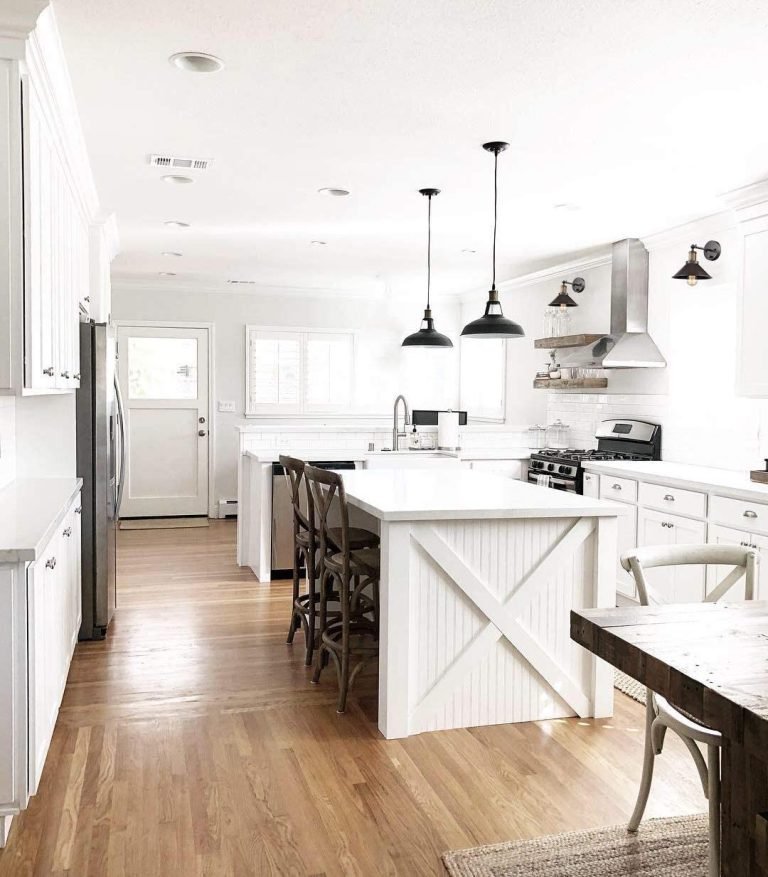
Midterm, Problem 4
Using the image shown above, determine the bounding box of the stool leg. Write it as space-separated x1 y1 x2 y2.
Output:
337 572 351 714
286 542 301 644
304 545 316 666
311 567 331 684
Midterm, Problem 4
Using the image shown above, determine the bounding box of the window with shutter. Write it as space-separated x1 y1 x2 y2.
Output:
245 327 354 415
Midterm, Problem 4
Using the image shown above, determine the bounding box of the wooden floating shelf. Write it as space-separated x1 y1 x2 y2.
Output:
534 333 605 349
533 378 608 390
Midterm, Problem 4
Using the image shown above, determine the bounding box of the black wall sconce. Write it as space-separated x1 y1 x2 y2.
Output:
549 277 585 308
672 240 721 286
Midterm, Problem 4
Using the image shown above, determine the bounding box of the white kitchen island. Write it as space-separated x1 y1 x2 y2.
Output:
338 469 620 739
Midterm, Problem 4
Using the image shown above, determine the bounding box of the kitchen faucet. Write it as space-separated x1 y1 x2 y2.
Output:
392 394 410 451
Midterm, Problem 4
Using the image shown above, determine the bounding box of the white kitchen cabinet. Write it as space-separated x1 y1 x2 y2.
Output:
0 486 82 844
636 507 707 602
582 472 599 498
469 459 523 479
22 75 86 392
707 522 765 600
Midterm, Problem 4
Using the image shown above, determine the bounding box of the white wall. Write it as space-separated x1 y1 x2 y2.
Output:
111 285 461 505
475 217 768 470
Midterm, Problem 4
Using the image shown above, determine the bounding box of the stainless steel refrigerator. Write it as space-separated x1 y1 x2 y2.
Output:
76 321 125 640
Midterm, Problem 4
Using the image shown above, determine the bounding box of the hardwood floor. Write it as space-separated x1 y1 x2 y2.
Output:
0 521 705 876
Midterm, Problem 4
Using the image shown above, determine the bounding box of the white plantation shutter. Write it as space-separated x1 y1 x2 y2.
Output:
246 327 354 415
459 338 506 420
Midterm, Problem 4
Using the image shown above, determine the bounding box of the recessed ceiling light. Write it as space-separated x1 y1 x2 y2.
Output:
318 187 350 197
162 174 194 185
461 248 477 254
162 251 183 257
311 240 327 245
169 52 224 74
159 271 176 277
164 220 190 228
553 202 580 212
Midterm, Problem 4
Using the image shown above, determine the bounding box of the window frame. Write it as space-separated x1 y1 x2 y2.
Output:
244 325 355 417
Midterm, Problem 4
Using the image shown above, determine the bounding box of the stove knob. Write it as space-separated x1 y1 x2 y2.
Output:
547 463 555 471
559 465 568 474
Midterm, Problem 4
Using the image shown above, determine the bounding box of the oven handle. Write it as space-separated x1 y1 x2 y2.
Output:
528 474 576 491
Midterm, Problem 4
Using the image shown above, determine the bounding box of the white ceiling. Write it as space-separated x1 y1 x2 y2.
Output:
54 0 768 298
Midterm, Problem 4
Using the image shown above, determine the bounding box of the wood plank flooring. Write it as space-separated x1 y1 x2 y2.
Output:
0 521 705 876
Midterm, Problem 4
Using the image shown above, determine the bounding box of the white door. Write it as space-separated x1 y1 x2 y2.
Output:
117 325 210 518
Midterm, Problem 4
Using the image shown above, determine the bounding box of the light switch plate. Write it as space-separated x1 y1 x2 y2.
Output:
218 400 236 413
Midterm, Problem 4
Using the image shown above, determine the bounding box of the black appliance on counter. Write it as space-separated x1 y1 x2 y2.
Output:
411 409 468 426
528 419 661 494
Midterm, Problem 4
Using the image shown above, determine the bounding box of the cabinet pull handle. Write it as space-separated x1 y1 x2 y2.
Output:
663 494 675 501
45 557 57 570
612 483 622 490
744 510 758 519
60 371 70 379
43 366 54 376
73 373 81 381
63 527 72 537
75 507 82 514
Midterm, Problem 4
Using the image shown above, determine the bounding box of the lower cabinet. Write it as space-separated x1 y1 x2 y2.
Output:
0 492 81 845
707 522 766 600
615 502 639 599
636 507 708 602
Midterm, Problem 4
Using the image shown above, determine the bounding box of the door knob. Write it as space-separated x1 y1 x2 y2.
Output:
198 430 207 437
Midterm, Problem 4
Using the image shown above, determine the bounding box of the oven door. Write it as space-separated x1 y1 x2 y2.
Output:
527 471 577 493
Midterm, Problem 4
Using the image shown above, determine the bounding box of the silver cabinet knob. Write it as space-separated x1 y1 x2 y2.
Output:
73 373 81 381
744 510 758 519
61 371 70 379
663 494 675 501
612 483 622 490
63 527 72 537
75 507 82 514
45 557 57 569
43 367 54 376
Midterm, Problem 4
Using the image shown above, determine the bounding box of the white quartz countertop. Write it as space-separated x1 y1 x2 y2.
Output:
340 469 620 521
0 477 83 563
245 449 367 463
582 460 768 502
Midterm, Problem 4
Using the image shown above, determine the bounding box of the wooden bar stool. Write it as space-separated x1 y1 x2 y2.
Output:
304 464 380 713
279 456 378 666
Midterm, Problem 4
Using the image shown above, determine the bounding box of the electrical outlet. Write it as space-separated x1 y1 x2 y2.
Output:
218 400 236 413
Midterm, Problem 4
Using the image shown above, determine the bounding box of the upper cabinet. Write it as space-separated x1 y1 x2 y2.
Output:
0 7 116 396
727 179 768 398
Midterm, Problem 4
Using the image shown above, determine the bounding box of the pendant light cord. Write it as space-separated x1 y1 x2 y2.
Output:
426 193 432 310
492 150 498 291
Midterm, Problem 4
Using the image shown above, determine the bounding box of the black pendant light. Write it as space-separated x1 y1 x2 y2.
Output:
548 277 585 308
672 240 721 286
460 141 525 339
402 188 453 348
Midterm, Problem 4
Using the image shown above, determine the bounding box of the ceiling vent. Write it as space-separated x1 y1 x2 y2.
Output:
149 154 212 171
226 279 256 285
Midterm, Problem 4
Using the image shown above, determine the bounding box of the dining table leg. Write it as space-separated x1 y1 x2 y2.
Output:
720 734 768 876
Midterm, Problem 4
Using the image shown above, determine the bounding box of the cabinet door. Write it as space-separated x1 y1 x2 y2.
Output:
582 472 599 498
637 508 707 603
706 523 754 600
469 460 522 479
615 502 639 599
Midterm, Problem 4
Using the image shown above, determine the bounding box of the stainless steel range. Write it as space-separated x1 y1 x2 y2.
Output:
528 419 661 493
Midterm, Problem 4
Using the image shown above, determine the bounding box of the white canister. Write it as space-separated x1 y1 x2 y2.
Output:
437 410 460 450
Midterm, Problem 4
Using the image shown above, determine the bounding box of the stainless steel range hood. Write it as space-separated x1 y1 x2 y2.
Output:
559 238 666 369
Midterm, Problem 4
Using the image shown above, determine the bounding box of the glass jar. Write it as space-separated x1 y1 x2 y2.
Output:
546 419 570 449
542 307 558 338
527 425 547 449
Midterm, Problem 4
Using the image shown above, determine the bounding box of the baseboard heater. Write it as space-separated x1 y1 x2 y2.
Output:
218 498 238 518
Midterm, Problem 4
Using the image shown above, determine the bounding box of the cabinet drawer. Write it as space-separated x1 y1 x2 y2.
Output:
599 474 637 504
710 495 768 536
638 481 707 520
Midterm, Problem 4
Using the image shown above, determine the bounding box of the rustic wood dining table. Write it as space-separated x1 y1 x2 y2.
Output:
571 601 768 876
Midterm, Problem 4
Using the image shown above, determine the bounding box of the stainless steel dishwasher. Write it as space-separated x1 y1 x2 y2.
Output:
271 461 357 577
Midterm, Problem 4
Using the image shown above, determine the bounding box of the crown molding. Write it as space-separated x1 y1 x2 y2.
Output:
112 275 390 300
458 251 611 303
0 0 47 43
720 177 768 222
640 210 734 251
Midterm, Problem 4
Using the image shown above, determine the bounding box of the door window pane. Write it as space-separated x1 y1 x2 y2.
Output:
128 337 198 400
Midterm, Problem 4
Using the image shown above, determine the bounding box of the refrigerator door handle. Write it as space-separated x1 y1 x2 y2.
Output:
114 375 127 516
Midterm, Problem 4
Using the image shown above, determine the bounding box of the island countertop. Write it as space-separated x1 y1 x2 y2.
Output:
339 469 620 521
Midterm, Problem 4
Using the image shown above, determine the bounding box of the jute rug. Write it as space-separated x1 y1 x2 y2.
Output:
615 669 646 705
442 813 708 876
119 517 209 530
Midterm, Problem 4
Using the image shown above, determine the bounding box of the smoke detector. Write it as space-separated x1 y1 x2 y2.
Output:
150 154 212 171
